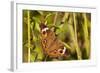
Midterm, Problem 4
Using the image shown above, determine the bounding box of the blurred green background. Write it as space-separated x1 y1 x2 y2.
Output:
23 10 91 62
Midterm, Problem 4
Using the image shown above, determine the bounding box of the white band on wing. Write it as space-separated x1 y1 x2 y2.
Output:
62 47 66 54
58 47 66 55
42 28 49 32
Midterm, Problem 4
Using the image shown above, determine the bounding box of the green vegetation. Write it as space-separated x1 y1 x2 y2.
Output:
23 10 91 62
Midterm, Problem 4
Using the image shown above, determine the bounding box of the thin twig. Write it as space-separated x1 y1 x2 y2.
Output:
44 55 48 61
34 52 38 62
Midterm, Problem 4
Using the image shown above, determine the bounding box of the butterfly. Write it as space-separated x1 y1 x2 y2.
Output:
40 23 69 58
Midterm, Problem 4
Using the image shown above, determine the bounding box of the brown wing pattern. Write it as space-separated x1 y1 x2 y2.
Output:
41 28 66 58
47 38 65 58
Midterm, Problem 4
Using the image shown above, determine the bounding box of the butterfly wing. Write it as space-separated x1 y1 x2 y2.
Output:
47 38 65 58
41 28 67 58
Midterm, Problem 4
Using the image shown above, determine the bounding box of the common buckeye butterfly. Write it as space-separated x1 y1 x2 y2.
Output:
40 23 69 59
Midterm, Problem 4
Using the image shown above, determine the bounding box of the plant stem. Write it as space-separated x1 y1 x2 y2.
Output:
62 41 72 51
51 12 58 31
27 10 31 62
53 12 58 25
62 13 69 23
73 13 82 60
82 13 90 58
